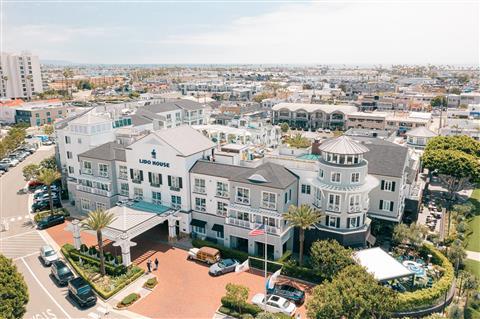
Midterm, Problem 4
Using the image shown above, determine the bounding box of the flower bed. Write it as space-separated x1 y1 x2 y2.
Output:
117 293 140 309
143 277 158 290
395 244 454 311
61 244 144 300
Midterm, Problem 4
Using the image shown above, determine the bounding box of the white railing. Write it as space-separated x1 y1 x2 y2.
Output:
195 205 206 212
216 191 229 198
313 199 322 209
235 197 250 205
254 223 281 235
94 189 111 197
226 217 251 228
77 185 92 193
348 205 362 212
328 204 341 212
194 187 206 194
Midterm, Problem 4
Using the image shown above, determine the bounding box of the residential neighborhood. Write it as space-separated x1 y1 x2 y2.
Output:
0 1 479 319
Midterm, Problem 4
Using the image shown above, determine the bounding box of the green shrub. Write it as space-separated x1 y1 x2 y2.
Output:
221 297 262 316
277 250 292 263
104 252 114 262
115 255 123 265
88 246 97 256
144 277 158 289
283 260 323 284
80 244 88 253
120 293 140 306
64 245 127 276
33 209 69 223
396 244 455 311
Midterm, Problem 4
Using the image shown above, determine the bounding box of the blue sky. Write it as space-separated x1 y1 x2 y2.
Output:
4 1 479 64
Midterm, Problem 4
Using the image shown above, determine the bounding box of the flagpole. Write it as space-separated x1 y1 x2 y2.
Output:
264 223 267 311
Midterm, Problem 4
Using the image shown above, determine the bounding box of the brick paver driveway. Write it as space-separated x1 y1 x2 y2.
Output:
47 222 312 319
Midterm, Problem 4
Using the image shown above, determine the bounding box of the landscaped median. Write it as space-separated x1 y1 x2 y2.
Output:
33 208 70 223
61 243 144 300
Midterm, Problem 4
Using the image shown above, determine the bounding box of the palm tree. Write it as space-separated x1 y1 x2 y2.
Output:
283 204 323 266
81 209 117 276
37 168 61 214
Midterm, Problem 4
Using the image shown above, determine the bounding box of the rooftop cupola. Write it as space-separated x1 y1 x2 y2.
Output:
319 135 369 165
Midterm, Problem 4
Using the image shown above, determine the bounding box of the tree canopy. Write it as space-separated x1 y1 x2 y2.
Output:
393 223 428 247
307 265 398 319
424 136 480 158
0 254 29 319
309 239 354 280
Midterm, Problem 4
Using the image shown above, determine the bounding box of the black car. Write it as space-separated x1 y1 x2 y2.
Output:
68 277 97 308
267 284 305 305
32 199 62 212
37 214 65 230
51 260 74 286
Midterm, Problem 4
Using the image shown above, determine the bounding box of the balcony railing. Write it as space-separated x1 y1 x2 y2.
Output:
327 204 341 212
226 217 252 229
132 179 142 184
216 191 229 198
195 205 206 212
77 185 92 193
193 187 206 194
348 205 362 213
253 223 281 235
170 186 181 192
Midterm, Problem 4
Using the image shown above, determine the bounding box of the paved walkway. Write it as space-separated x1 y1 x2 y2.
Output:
466 250 480 262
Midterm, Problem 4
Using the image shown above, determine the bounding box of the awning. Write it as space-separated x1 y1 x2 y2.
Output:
190 219 207 227
212 224 224 232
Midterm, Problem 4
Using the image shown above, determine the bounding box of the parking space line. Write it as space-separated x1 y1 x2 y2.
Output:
20 257 72 319
0 230 35 240
13 251 38 261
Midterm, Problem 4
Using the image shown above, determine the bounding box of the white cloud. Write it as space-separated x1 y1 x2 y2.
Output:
155 2 479 64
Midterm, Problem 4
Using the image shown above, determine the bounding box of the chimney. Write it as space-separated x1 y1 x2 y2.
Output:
311 139 322 155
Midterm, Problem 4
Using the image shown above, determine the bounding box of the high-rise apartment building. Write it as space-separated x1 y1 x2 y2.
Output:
0 51 43 99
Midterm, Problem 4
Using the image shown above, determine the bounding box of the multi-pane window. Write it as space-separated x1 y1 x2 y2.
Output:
82 161 92 175
80 198 90 211
98 164 109 177
301 184 311 194
331 172 341 183
119 166 128 180
149 172 162 187
236 187 250 204
133 187 143 200
175 112 181 121
152 191 162 205
349 194 361 207
131 169 143 183
260 216 277 227
262 192 277 210
195 197 206 212
216 182 229 198
171 195 182 209
379 200 394 212
168 176 183 191
194 178 206 194
192 225 205 234
381 180 396 192
327 215 339 228
217 202 228 216
68 166 74 174
328 194 340 210
120 183 129 196
236 211 249 221
351 172 360 183
65 136 71 144
318 169 324 179
96 202 106 211
66 151 72 159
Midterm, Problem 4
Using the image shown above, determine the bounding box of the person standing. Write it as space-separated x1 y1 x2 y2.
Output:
147 259 152 273
154 257 159 271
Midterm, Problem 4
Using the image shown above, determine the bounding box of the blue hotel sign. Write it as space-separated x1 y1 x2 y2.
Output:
138 149 170 167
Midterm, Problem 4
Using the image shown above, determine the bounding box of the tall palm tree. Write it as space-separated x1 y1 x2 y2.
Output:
37 168 61 214
81 209 117 276
283 204 323 266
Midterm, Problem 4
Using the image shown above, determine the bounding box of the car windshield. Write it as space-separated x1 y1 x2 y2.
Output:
45 250 55 257
58 267 71 275
77 285 91 295
282 300 291 308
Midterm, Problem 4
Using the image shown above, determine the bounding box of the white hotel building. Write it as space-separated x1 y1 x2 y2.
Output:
56 106 413 262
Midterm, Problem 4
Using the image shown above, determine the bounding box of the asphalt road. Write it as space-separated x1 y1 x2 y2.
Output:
0 145 133 319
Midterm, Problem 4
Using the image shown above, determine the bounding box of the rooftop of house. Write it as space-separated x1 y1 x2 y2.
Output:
78 141 126 162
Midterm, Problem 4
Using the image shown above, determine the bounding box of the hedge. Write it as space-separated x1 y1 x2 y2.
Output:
396 244 455 311
192 238 322 283
120 293 140 306
221 297 262 316
61 244 144 300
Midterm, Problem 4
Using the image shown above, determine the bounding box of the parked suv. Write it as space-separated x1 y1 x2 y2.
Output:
32 199 62 212
40 245 58 266
37 214 65 229
51 260 74 286
68 277 97 308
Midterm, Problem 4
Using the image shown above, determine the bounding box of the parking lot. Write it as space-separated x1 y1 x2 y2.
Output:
46 222 312 319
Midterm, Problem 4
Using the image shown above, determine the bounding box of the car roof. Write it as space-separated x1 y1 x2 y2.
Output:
42 245 53 251
53 260 67 267
70 277 88 287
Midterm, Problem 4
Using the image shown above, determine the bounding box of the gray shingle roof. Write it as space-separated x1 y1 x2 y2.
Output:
141 100 205 114
351 137 408 178
320 135 369 155
78 142 126 162
190 161 298 189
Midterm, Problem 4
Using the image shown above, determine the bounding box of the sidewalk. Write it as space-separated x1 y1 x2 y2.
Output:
466 250 480 262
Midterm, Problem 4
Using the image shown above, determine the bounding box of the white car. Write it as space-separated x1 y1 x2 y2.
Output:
40 245 58 266
252 294 296 316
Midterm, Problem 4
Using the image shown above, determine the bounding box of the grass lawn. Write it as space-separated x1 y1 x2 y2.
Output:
464 259 480 279
465 189 480 253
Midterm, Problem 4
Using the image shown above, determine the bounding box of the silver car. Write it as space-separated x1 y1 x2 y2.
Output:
40 245 58 266
209 258 239 276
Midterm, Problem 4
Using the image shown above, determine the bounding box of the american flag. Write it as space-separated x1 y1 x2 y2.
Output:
249 224 265 236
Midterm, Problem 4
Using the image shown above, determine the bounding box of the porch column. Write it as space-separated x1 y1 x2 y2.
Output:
167 215 178 242
65 219 82 250
113 232 137 267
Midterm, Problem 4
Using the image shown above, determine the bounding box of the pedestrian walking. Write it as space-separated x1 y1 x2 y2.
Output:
154 257 159 271
147 259 152 273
